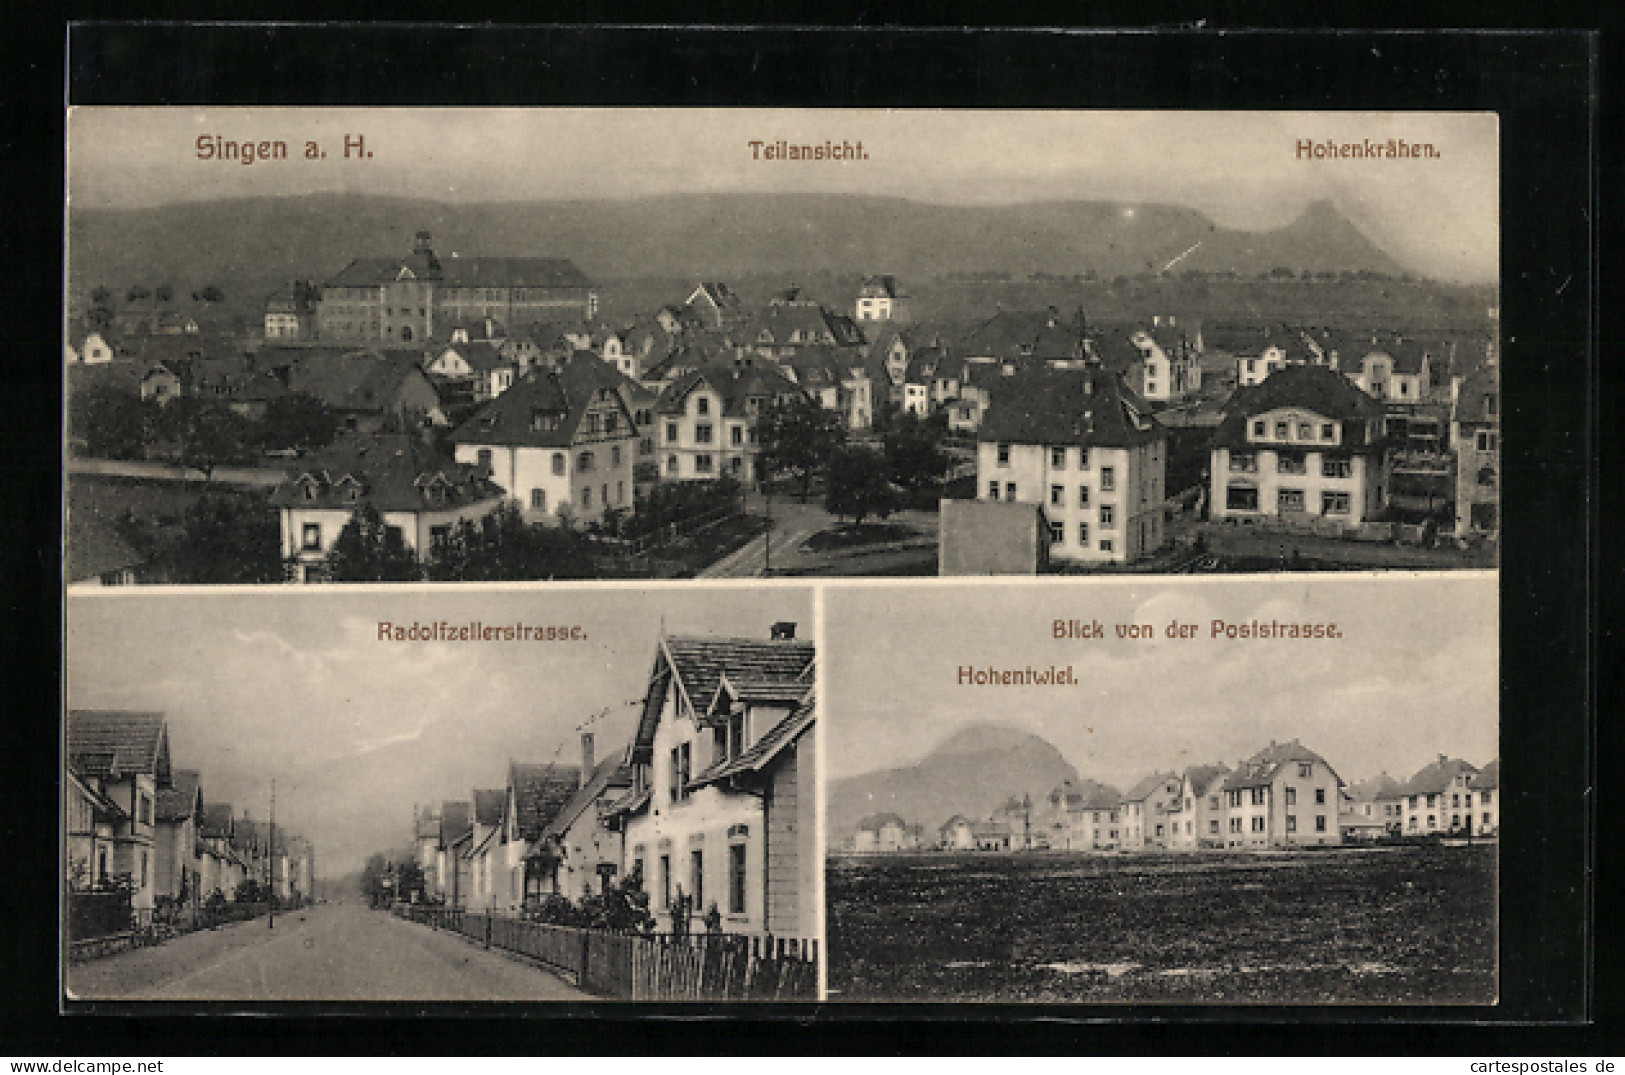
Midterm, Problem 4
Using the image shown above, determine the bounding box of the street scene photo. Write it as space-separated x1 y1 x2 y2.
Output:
66 109 1498 584
824 575 1498 1004
65 586 820 1002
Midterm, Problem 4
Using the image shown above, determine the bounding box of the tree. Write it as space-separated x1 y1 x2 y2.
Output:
882 410 949 492
192 285 225 303
169 495 282 584
359 855 393 908
326 503 422 582
756 395 845 502
126 285 151 303
90 286 114 306
154 284 174 304
71 384 147 459
825 445 895 527
424 502 596 582
165 397 256 481
257 392 340 453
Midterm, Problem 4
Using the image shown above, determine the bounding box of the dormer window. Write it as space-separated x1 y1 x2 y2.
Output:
531 410 561 433
1252 420 1266 437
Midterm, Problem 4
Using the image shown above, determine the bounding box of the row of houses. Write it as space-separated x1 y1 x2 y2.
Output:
405 623 818 940
848 740 1500 855
66 710 315 922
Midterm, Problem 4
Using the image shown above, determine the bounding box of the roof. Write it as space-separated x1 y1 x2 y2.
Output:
440 801 472 847
970 821 1012 838
1399 756 1479 797
957 308 1086 362
857 811 909 832
284 351 435 414
1347 772 1405 802
859 275 905 299
1182 764 1231 798
1223 739 1344 791
66 511 144 582
509 761 583 841
155 769 203 822
269 432 504 512
451 352 637 449
538 753 635 844
472 788 506 828
67 711 172 784
1209 364 1385 452
630 634 816 761
977 368 1163 448
654 364 805 417
1454 363 1500 425
328 252 591 290
1122 772 1180 804
744 303 867 349
692 688 816 787
199 803 235 839
433 341 510 374
1469 758 1500 791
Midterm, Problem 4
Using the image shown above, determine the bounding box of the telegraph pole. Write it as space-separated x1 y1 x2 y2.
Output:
268 778 276 930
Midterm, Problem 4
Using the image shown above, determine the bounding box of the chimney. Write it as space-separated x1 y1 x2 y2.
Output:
770 621 797 640
581 733 595 787
1438 753 1448 765
414 230 433 256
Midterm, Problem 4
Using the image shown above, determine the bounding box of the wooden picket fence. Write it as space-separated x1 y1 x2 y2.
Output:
393 904 816 1000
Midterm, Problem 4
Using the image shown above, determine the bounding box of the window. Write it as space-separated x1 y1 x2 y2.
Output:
1322 456 1352 478
1005 482 1017 500
1298 423 1313 439
580 486 592 509
1276 453 1307 475
611 445 622 468
1483 812 1492 826
1100 504 1115 529
1077 521 1089 545
731 425 744 446
670 743 691 802
601 483 609 507
1481 790 1493 805
1277 488 1306 513
1252 816 1266 832
695 423 713 444
1251 419 1266 436
578 451 594 473
1229 452 1258 473
1078 485 1090 507
690 849 704 912
666 422 679 443
1099 539 1113 553
1315 788 1326 805
430 525 450 548
659 854 671 909
1286 815 1297 833
1251 788 1266 806
552 453 566 476
1427 794 1437 807
1321 422 1335 439
617 481 625 504
996 444 1010 467
1275 420 1290 439
1100 467 1115 491
988 481 1000 500
1051 447 1066 468
696 454 714 473
1048 521 1065 545
301 524 321 551
1078 449 1090 469
139 793 153 826
1050 485 1064 507
1285 787 1297 806
1476 431 1498 452
695 396 710 416
1322 491 1352 515
1298 763 1312 778
666 455 679 475
728 842 747 914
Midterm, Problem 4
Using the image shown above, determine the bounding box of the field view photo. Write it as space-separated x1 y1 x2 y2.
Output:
824 575 1498 1004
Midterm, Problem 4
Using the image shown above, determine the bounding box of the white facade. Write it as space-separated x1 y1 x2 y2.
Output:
1209 407 1387 526
279 497 505 581
455 425 637 526
979 440 1166 565
659 385 759 484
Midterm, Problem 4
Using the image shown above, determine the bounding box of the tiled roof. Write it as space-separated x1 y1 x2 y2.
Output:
1122 772 1180 804
199 802 235 839
284 351 434 414
440 801 472 847
451 352 637 449
156 769 203 822
1080 786 1124 811
859 275 904 299
1454 364 1500 425
654 364 805 418
856 811 908 831
434 341 509 374
509 760 583 841
1182 764 1231 798
1223 739 1344 791
66 512 143 582
327 254 591 290
631 634 816 759
957 308 1086 362
67 711 172 784
539 753 635 843
977 368 1162 448
269 432 504 512
1347 772 1404 802
1469 758 1500 790
1398 756 1478 797
692 688 816 787
472 788 506 828
1209 364 1385 452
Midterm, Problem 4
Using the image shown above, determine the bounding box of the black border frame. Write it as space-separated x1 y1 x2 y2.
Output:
7 21 1603 1055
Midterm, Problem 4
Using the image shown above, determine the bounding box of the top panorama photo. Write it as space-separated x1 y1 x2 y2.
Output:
65 109 1499 586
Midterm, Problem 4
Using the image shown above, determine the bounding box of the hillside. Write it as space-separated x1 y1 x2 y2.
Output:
828 723 1083 840
66 192 1412 303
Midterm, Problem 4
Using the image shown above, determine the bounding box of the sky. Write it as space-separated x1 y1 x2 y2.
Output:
67 585 813 877
826 573 1497 791
66 108 1499 283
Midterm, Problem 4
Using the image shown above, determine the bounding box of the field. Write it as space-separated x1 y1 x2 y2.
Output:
827 844 1497 1004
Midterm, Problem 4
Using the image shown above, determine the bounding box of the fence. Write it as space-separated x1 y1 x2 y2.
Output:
393 904 817 1000
67 894 275 962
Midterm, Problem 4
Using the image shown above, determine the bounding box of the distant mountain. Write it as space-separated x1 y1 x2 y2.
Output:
828 723 1082 840
66 193 1411 299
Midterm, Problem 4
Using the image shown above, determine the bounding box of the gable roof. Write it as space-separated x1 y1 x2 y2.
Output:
1469 758 1500 791
958 308 1086 362
654 363 805 417
538 752 635 844
327 252 590 290
977 368 1162 448
67 512 144 582
440 801 473 847
472 788 506 828
1398 755 1479 797
856 811 908 832
199 802 235 839
1182 764 1232 798
269 432 504 512
692 688 816 788
284 351 435 414
1210 364 1385 451
509 760 583 842
1346 772 1405 802
155 769 204 823
450 352 637 449
67 711 172 784
1122 771 1181 804
1223 739 1344 791
630 634 817 760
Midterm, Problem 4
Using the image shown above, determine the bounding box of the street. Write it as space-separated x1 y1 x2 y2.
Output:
698 496 939 578
67 901 590 1002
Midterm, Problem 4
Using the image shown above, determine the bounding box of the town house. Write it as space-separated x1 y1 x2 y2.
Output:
977 368 1168 565
851 813 914 853
938 815 976 851
1341 773 1405 841
451 353 640 525
1451 362 1500 538
1220 739 1344 849
425 341 520 403
436 800 472 905
1208 364 1390 528
272 432 507 581
1398 755 1481 836
66 767 127 893
464 788 506 911
196 803 241 901
608 625 817 938
1470 759 1500 837
1169 764 1231 850
1118 772 1182 850
67 711 173 920
656 365 805 485
533 734 633 901
854 275 911 323
153 769 205 908
492 760 581 914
